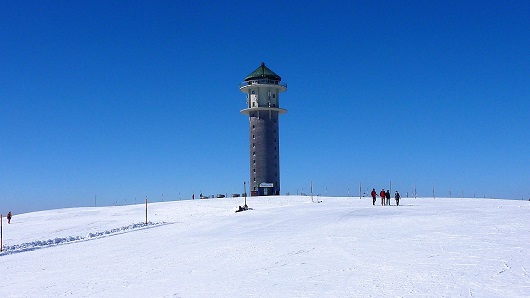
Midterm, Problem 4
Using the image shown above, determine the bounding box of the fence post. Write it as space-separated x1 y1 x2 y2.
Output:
145 197 148 225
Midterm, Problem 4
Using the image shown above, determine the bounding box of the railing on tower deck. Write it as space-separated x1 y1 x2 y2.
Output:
239 79 287 88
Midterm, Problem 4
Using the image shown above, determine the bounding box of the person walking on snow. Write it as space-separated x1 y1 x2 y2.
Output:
371 188 377 205
380 189 386 206
7 211 12 224
395 191 401 206
385 190 391 206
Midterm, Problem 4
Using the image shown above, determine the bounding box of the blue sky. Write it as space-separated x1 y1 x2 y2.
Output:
1 0 529 213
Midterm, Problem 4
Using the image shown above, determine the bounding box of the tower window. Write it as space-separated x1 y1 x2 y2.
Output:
273 94 276 98
252 90 255 94
252 134 255 139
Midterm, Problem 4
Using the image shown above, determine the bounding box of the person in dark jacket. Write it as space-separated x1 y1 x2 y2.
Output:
385 190 391 206
371 188 377 205
7 211 12 224
395 191 401 206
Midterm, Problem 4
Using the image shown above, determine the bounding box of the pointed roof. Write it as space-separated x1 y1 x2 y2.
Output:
244 62 282 81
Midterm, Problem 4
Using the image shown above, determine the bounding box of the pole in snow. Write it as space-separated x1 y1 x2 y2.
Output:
311 180 314 203
1 214 3 252
145 197 148 225
359 182 362 199
244 181 247 207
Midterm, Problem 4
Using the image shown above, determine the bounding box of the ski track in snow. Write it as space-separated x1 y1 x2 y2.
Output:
0 221 168 256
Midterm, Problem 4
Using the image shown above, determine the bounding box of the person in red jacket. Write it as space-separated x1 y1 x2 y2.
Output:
380 189 386 206
371 188 377 205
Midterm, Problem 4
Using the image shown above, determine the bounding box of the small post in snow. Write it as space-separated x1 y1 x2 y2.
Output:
1 214 3 252
145 197 148 225
311 180 314 203
244 181 247 207
359 181 362 199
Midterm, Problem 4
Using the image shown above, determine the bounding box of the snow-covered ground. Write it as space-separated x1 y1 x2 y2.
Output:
1 196 529 297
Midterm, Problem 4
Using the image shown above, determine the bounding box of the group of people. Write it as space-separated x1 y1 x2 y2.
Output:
370 189 401 206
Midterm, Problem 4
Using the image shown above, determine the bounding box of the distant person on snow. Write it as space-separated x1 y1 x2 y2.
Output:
371 188 377 205
380 189 386 206
395 191 401 206
7 211 12 224
385 190 391 206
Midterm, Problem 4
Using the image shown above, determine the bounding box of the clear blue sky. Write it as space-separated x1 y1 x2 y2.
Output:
1 0 529 213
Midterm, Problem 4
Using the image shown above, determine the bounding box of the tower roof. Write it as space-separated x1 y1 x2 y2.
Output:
244 62 282 81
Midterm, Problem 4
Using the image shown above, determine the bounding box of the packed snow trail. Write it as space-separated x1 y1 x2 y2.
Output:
0 221 166 255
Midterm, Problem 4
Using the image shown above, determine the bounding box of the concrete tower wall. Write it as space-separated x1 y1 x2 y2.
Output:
249 110 280 195
247 87 281 108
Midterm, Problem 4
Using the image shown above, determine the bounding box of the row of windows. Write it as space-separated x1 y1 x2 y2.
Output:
250 90 276 98
252 121 278 133
252 139 277 147
253 134 278 139
252 154 278 162
251 102 277 107
253 148 277 156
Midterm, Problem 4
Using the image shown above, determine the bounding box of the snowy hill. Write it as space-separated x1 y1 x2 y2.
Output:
1 196 529 297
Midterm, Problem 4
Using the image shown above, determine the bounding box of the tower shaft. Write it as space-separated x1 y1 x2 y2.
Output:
249 110 280 195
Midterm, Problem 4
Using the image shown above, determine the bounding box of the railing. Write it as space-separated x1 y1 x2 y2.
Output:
240 79 287 88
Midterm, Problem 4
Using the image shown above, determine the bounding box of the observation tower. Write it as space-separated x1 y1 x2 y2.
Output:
239 63 287 196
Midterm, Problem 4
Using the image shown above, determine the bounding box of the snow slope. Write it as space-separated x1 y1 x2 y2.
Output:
1 196 529 297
